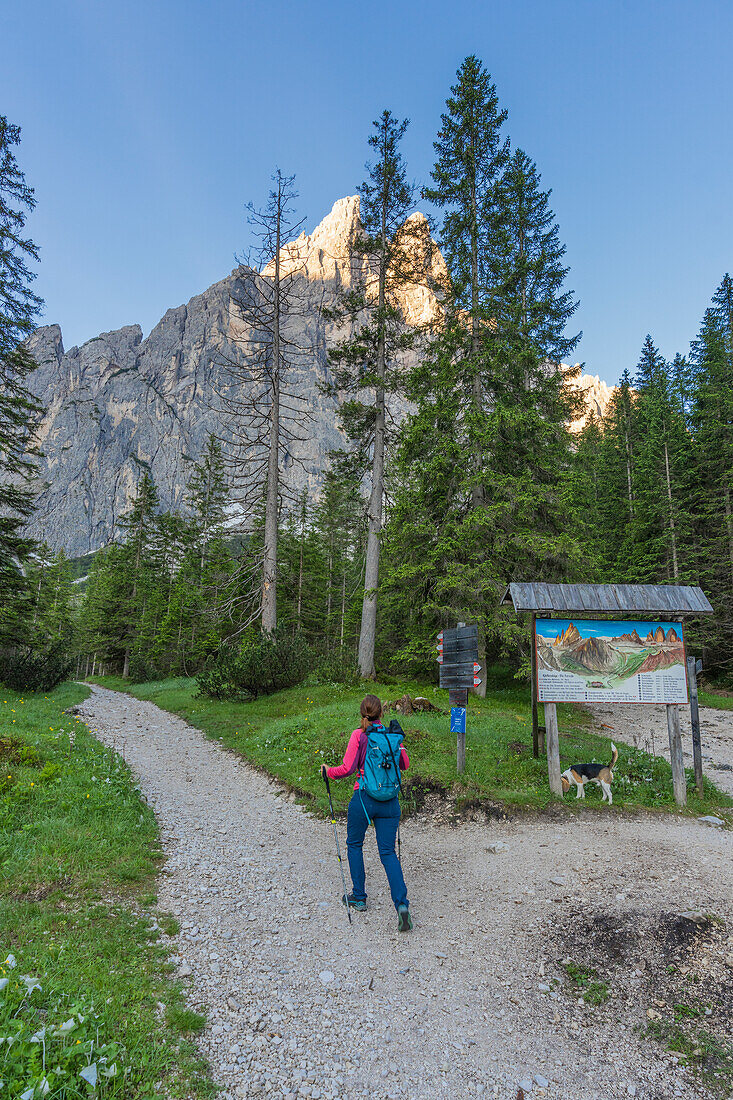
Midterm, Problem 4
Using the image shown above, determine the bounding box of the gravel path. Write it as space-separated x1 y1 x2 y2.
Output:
78 686 733 1100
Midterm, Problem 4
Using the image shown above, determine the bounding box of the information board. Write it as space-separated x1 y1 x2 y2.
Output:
535 618 688 704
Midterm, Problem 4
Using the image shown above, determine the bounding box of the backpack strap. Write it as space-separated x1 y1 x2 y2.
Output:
358 724 379 825
386 720 404 796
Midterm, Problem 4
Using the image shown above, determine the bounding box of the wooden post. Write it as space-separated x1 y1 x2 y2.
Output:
530 614 539 758
544 702 563 796
450 687 468 773
457 730 466 774
666 703 687 808
687 656 704 798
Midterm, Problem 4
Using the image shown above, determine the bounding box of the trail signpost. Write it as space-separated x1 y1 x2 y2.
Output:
502 583 714 808
437 623 479 773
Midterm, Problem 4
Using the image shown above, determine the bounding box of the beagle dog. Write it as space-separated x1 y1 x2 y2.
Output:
561 743 618 804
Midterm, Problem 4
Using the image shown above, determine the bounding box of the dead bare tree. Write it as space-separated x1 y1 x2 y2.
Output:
216 170 319 634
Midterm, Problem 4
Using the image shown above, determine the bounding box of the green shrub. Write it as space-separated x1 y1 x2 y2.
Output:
0 646 72 693
0 953 128 1096
197 629 311 700
127 655 160 684
195 656 236 700
311 652 361 686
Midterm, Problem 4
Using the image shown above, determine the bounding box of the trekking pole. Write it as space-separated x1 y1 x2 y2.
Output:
322 770 351 925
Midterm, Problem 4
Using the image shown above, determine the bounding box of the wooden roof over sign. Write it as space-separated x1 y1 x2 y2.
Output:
501 582 713 616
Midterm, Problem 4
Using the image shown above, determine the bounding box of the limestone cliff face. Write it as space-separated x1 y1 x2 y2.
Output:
568 373 616 433
26 196 612 556
26 197 444 556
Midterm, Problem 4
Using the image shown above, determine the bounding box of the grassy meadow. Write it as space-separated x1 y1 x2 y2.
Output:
0 683 211 1098
90 667 732 818
699 687 733 711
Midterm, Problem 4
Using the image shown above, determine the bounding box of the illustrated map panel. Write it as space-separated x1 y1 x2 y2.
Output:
535 619 688 704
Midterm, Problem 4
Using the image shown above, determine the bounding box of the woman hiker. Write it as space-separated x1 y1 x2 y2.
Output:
321 694 413 932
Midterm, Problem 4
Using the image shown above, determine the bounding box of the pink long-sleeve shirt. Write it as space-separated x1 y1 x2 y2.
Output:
326 725 410 792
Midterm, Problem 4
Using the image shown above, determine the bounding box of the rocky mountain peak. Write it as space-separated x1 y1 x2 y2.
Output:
25 196 620 557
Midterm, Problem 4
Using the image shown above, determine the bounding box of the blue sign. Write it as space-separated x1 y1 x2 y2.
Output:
450 706 467 734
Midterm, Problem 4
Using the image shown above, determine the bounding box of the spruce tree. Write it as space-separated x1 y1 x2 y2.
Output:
628 337 692 583
117 472 161 678
82 544 132 675
422 56 510 510
572 370 638 580
689 276 733 670
186 434 228 574
313 457 365 656
495 148 581 371
0 116 44 636
325 109 420 677
386 77 581 670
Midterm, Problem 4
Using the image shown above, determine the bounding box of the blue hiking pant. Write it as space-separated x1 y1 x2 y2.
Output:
346 789 408 910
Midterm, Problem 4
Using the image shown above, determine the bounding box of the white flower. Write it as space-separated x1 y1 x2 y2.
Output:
0 979 8 992
38 1079 50 1096
30 1028 46 1042
20 1088 34 1100
20 976 41 994
57 1018 76 1034
100 1063 118 1078
80 1064 98 1087
4 955 16 969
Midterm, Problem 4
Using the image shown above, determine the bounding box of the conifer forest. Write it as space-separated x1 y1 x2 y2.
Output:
1 57 732 690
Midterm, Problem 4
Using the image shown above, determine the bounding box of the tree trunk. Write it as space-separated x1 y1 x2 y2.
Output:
359 395 384 678
340 569 346 650
326 534 333 645
262 190 282 634
663 441 679 581
470 149 484 509
724 484 733 589
357 191 388 679
624 430 634 518
297 502 305 627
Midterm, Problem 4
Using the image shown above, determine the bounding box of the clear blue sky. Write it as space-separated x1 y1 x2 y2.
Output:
3 0 731 385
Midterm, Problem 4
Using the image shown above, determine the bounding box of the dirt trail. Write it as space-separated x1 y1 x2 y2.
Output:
78 687 732 1100
586 701 733 798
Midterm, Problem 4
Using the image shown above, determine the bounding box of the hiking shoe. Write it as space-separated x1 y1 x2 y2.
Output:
342 893 367 911
397 905 413 932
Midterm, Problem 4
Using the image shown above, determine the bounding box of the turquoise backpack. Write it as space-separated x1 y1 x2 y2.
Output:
359 720 404 801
